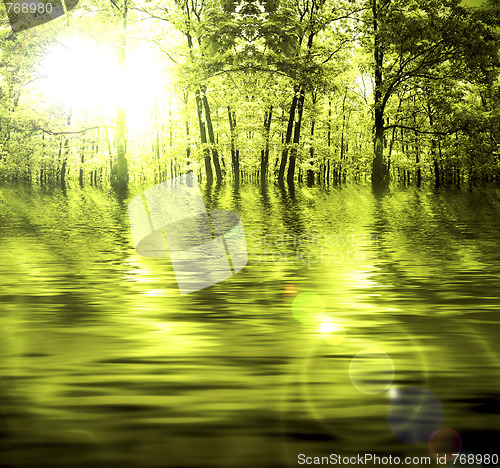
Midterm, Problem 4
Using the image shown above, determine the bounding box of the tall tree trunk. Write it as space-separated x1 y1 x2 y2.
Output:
339 89 348 182
183 90 192 174
60 111 71 187
201 88 222 183
80 139 85 187
185 120 192 172
112 0 129 190
326 100 332 185
427 103 440 188
194 87 213 184
387 96 402 181
286 32 314 185
39 132 46 185
373 109 385 187
307 118 315 186
413 96 421 187
278 86 299 183
287 87 305 184
184 16 212 183
260 106 272 184
56 141 62 183
228 106 240 184
372 0 386 189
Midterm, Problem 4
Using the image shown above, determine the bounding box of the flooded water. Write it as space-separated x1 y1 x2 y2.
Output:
1 182 500 467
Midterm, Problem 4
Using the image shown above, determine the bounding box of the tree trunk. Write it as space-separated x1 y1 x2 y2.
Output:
80 139 85 187
372 0 386 189
425 103 440 188
60 111 71 187
194 87 213 184
185 120 192 172
307 118 315 186
183 91 192 174
111 0 129 191
228 106 240 184
278 86 299 182
260 106 272 184
201 88 222 183
287 87 305 184
373 108 385 188
413 96 421 187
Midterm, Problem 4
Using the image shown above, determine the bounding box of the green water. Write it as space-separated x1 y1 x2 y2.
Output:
1 182 500 467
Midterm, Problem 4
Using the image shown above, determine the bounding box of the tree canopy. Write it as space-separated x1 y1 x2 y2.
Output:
0 0 499 189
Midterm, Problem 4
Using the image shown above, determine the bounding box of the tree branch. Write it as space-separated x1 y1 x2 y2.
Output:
384 124 458 135
39 125 116 136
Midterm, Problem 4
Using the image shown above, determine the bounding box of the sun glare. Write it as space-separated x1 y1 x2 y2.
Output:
38 35 165 130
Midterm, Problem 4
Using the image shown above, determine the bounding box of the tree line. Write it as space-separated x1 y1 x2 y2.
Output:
0 0 499 191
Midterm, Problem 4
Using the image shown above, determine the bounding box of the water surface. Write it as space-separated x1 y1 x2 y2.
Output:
1 182 500 467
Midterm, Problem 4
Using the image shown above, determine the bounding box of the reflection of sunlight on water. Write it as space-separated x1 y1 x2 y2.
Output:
344 269 380 289
2 184 500 467
318 321 340 334
142 289 166 296
124 268 154 283
317 320 347 345
388 387 399 399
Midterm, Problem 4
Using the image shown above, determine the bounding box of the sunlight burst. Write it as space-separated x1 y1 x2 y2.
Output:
38 35 165 130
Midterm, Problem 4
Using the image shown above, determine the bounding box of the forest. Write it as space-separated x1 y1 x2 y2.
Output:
1 0 500 191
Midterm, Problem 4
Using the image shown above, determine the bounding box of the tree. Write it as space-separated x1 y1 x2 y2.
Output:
361 0 487 188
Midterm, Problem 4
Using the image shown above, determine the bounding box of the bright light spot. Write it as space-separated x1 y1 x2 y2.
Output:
151 321 171 334
346 270 379 289
388 387 399 399
319 322 338 334
39 36 117 112
318 321 347 344
143 289 165 296
37 34 165 130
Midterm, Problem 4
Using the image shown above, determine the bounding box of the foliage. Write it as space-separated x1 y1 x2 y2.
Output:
0 0 499 187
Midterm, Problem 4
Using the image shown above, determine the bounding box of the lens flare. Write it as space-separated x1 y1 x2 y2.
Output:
349 348 395 394
428 427 462 460
283 283 297 299
387 387 442 444
292 291 325 326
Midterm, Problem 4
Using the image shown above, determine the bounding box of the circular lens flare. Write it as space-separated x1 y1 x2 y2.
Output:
387 387 443 444
349 348 395 394
292 292 325 326
428 428 462 460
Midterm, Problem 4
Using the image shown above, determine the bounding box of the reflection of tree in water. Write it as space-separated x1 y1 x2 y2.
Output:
276 182 307 246
2 183 500 467
368 188 500 313
203 180 224 211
